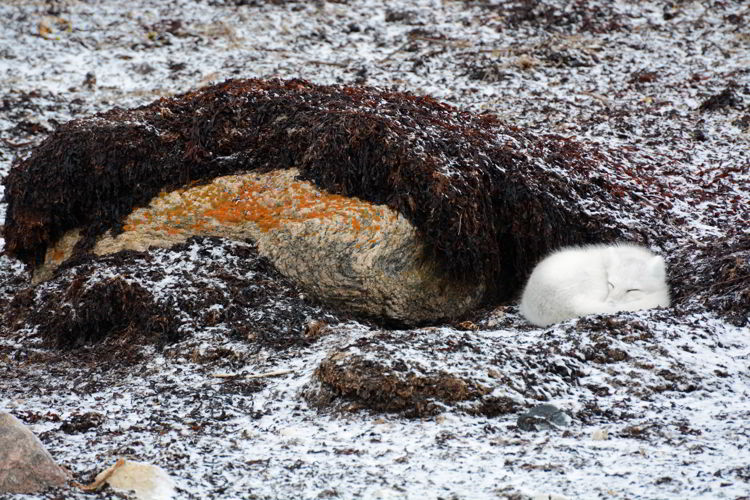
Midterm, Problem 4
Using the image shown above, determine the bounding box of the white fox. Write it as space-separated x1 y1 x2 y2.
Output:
519 243 670 327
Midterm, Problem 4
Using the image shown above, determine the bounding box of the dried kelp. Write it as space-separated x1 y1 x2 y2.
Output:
4 78 661 301
670 234 750 326
3 237 340 354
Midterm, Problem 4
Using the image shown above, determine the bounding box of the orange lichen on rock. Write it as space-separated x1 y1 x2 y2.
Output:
118 168 391 242
34 168 485 323
47 247 66 264
34 229 83 282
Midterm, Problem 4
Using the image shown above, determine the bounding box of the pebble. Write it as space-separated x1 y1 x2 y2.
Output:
93 459 175 500
592 428 609 440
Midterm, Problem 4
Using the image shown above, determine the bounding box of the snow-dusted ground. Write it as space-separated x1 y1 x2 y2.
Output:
1 1 749 499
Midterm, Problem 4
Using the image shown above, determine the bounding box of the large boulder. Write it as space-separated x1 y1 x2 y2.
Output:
36 169 483 323
0 412 70 494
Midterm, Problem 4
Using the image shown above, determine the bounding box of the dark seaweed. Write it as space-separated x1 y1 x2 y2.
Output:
3 78 645 301
3 237 341 356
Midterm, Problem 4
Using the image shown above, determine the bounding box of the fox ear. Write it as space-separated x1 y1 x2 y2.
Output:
648 255 666 279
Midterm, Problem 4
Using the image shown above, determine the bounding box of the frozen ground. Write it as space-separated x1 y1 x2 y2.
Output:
1 0 749 499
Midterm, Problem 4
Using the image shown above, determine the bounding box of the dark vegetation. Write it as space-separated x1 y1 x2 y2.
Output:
669 233 750 326
3 237 340 359
4 78 659 302
307 307 722 418
0 76 746 367
698 85 743 113
29 275 179 349
468 0 626 33
0 1 748 497
310 335 522 418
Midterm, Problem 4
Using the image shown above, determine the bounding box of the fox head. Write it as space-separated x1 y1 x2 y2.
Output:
604 247 670 308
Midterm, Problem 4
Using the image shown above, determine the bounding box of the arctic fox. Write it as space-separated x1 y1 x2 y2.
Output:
519 243 670 327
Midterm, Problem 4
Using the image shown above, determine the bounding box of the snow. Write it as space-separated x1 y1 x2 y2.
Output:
1 0 750 499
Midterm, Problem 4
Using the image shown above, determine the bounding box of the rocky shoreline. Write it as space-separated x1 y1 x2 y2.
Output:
1 1 748 499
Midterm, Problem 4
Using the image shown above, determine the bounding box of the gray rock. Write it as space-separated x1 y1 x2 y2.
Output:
517 404 572 431
0 412 70 493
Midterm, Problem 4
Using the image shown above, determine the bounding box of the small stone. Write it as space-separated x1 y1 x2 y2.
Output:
457 320 479 331
89 459 175 500
592 428 609 440
83 72 96 89
0 412 70 494
279 427 303 438
484 307 508 328
516 404 572 432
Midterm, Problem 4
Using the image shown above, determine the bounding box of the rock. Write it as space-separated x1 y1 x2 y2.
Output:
0 412 70 494
591 428 609 440
516 404 572 431
34 169 484 324
303 319 330 340
85 458 175 500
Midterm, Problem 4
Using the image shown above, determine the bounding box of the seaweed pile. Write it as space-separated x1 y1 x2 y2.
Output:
3 237 340 358
668 233 750 326
3 77 748 329
3 78 672 301
470 0 626 33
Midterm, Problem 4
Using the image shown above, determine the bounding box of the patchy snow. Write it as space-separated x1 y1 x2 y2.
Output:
2 310 749 499
1 0 749 499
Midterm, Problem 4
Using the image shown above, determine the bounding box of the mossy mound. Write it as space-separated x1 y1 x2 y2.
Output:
4 78 667 299
30 276 179 350
308 347 521 418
